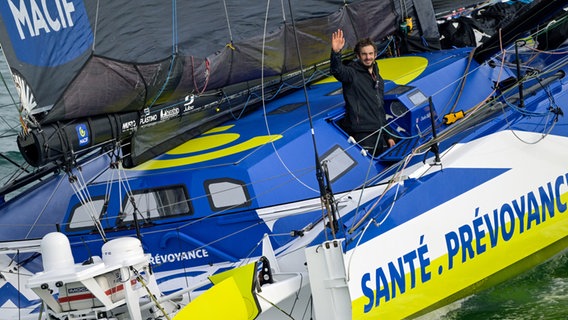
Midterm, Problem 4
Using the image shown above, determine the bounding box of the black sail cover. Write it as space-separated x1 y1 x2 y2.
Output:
0 0 398 167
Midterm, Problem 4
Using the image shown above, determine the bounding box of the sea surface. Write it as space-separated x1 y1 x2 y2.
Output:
1 53 568 320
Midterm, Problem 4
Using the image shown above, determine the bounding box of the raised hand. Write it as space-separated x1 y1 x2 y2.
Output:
332 29 345 53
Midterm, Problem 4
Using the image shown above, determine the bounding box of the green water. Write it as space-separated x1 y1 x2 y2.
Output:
440 251 568 319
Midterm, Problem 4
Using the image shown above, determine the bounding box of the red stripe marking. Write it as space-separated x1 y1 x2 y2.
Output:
58 279 137 303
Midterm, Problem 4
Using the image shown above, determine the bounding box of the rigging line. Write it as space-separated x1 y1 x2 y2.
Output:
348 147 426 233
260 0 318 194
222 0 234 42
179 221 263 255
191 57 210 94
72 150 121 232
256 294 295 320
149 54 178 109
501 80 561 144
0 101 20 109
530 13 568 40
92 0 100 51
448 47 477 114
288 271 304 316
0 60 26 133
75 171 106 231
128 168 330 241
69 169 107 241
70 181 106 239
286 0 333 209
24 174 66 239
131 266 171 320
350 128 387 221
147 0 180 109
0 66 18 114
0 153 29 175
527 44 568 55
20 147 118 236
131 165 318 234
399 0 407 19
256 273 305 319
503 107 558 145
348 175 397 233
535 54 568 75
423 32 509 147
116 162 137 209
280 0 286 22
0 114 19 133
236 239 267 268
102 159 117 229
172 0 178 53
426 62 484 118
346 218 373 282
227 68 328 120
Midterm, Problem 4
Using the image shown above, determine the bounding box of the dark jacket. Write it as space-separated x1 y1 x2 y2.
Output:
330 51 391 140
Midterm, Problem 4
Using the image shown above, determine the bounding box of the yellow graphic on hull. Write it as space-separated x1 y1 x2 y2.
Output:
378 56 428 85
134 134 283 170
316 56 428 85
168 133 240 154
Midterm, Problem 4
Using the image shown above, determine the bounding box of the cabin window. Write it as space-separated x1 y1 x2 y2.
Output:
320 145 356 182
120 185 192 223
68 198 106 230
205 178 251 211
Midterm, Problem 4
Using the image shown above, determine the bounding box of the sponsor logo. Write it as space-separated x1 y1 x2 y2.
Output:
75 123 89 146
122 120 137 131
149 249 209 265
67 286 89 294
160 107 180 121
359 172 568 314
183 94 195 113
0 0 93 66
139 114 158 125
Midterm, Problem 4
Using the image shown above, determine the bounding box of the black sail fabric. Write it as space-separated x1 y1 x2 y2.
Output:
0 0 397 124
0 0 398 167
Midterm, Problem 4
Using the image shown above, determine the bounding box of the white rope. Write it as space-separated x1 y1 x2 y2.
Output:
222 0 234 42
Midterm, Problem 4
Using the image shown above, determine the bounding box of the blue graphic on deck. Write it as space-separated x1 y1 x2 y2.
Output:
0 0 93 66
0 282 41 309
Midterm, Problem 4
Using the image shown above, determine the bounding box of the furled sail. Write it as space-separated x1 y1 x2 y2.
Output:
0 0 398 167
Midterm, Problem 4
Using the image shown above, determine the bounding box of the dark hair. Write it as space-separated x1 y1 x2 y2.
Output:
354 38 377 54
